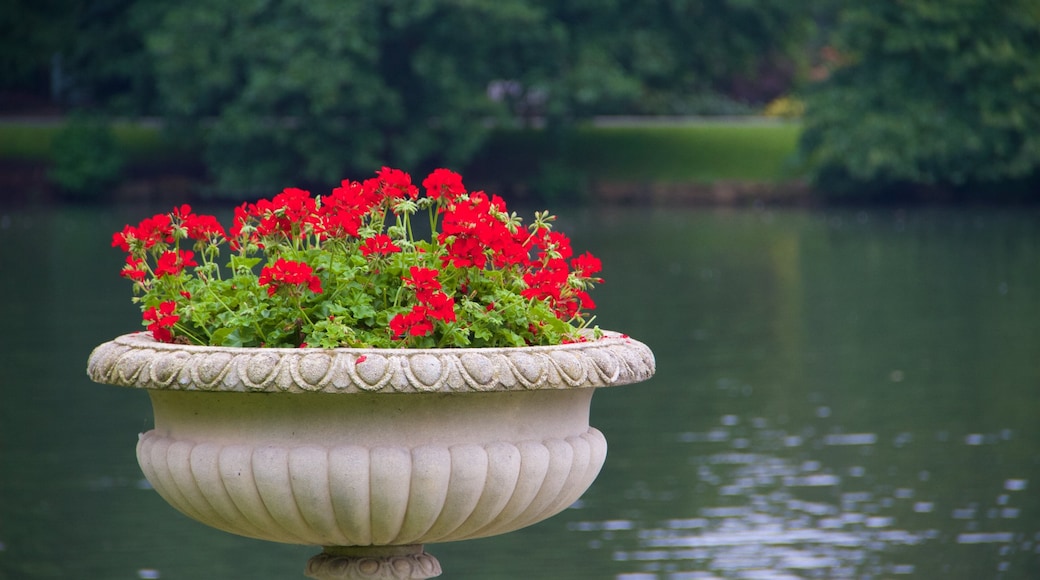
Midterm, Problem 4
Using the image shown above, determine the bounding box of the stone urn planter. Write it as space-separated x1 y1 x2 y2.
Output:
87 330 655 579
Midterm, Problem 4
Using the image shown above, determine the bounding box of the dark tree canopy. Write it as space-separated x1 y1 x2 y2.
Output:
4 0 811 193
799 0 1040 195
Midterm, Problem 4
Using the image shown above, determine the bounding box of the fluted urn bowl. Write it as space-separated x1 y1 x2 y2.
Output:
86 331 655 579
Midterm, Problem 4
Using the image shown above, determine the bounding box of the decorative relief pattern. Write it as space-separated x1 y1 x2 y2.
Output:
136 429 608 547
87 332 655 394
305 548 442 580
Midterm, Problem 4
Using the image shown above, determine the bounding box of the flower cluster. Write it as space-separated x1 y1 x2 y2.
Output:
113 168 603 348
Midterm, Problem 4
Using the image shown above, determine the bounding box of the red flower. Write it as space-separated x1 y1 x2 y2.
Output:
235 188 318 242
440 235 488 269
521 259 569 302
438 191 527 270
533 230 573 262
315 189 365 240
402 266 442 299
376 166 419 200
112 225 137 252
422 168 466 201
143 301 179 342
155 250 198 277
181 211 227 243
258 258 323 297
228 203 253 251
389 307 435 339
135 214 175 249
571 252 602 278
120 256 147 281
423 291 456 323
360 234 402 257
555 290 595 320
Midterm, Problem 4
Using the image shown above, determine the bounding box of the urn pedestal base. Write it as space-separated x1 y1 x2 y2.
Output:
305 545 441 580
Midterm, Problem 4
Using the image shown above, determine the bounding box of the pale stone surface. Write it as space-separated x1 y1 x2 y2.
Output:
135 388 607 546
86 332 656 579
305 546 441 580
86 331 655 393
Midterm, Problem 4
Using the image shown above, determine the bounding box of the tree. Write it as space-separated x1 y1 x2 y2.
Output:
799 0 1040 196
144 0 556 193
143 0 814 193
528 0 812 120
0 0 78 106
1 0 159 114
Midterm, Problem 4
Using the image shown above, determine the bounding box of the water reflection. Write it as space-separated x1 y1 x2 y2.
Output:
2 204 1040 579
570 412 1037 578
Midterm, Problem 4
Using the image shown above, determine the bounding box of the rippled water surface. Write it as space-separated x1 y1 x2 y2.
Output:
1 203 1038 579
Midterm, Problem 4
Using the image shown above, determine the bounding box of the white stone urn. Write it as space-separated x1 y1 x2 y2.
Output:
86 331 654 579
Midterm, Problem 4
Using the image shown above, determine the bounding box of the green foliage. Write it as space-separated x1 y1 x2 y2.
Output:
799 0 1040 195
1 0 160 113
115 168 602 348
64 0 161 114
47 116 125 199
0 0 77 92
536 0 811 119
7 0 815 193
140 0 813 194
145 0 553 193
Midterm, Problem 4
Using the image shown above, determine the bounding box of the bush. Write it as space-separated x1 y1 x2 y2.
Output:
48 117 125 199
799 1 1040 197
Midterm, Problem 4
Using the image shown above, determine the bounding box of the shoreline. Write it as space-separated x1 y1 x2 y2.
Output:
0 158 812 207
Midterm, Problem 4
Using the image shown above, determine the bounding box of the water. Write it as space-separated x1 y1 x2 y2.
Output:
1 203 1039 579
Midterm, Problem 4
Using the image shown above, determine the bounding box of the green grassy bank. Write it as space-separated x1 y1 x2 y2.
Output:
471 121 803 184
0 121 188 166
0 119 804 202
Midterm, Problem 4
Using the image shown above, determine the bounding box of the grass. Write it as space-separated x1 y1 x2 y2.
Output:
0 121 190 166
1 118 803 183
0 123 59 161
469 121 804 184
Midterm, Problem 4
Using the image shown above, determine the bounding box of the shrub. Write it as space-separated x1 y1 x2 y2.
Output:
48 117 125 200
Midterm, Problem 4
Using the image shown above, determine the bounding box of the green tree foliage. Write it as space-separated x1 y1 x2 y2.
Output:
145 0 557 192
0 0 77 98
63 0 160 114
537 0 810 120
143 0 811 193
1 0 157 114
800 0 1040 195
48 115 125 198
5 0 812 192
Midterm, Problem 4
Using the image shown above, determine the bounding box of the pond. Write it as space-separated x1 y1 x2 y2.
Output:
1 202 1039 579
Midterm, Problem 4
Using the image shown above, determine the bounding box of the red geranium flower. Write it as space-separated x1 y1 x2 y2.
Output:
120 256 147 281
571 252 602 278
132 213 175 249
154 250 197 277
360 234 402 257
521 259 569 302
423 291 456 323
422 168 466 201
258 258 323 297
112 225 137 252
181 210 227 243
143 301 179 342
403 266 442 299
375 166 419 200
389 306 435 339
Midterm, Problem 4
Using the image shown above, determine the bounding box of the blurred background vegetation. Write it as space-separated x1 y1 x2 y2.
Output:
1 0 1038 201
